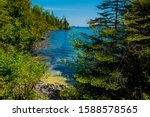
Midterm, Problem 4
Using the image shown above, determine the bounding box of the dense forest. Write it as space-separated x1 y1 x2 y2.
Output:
61 0 150 100
0 0 69 99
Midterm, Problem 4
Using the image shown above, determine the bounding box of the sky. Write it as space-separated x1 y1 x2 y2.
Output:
31 0 104 26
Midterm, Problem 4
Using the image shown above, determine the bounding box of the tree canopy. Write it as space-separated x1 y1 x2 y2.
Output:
0 0 69 99
61 0 150 100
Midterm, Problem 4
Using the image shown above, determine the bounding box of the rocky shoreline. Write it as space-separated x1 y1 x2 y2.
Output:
36 83 66 100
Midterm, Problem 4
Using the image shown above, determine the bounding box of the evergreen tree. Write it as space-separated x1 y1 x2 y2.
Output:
0 0 70 99
0 0 10 27
61 0 150 100
0 0 13 49
7 0 31 19
32 4 43 16
123 0 150 99
61 0 129 99
62 16 69 29
1 1 70 51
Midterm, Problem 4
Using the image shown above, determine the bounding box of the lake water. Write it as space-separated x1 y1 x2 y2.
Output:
34 27 92 84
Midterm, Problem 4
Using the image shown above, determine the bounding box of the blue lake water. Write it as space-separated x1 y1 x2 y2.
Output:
35 27 93 84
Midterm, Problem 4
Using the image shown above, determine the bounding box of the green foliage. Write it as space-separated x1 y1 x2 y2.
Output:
0 0 70 51
0 47 46 99
63 0 150 100
1 19 32 50
0 0 70 99
61 0 149 100
32 4 43 16
64 0 129 100
60 16 70 30
123 0 150 99
0 0 10 27
60 86 79 100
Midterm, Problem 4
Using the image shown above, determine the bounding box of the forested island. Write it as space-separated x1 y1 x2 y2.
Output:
0 0 150 100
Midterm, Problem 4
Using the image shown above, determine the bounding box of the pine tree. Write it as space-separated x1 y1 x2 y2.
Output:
0 0 12 49
0 0 70 99
123 0 150 99
7 0 31 19
32 4 43 16
0 0 10 27
62 16 69 29
61 0 129 99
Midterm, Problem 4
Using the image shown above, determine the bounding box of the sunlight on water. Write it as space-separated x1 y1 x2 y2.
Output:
34 27 93 85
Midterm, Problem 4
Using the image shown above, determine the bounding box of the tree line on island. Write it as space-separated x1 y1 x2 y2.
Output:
61 0 150 100
0 0 69 99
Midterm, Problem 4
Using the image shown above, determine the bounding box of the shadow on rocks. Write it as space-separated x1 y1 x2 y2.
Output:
35 83 66 100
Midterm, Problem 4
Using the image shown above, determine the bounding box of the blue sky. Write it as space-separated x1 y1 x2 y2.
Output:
31 0 104 26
